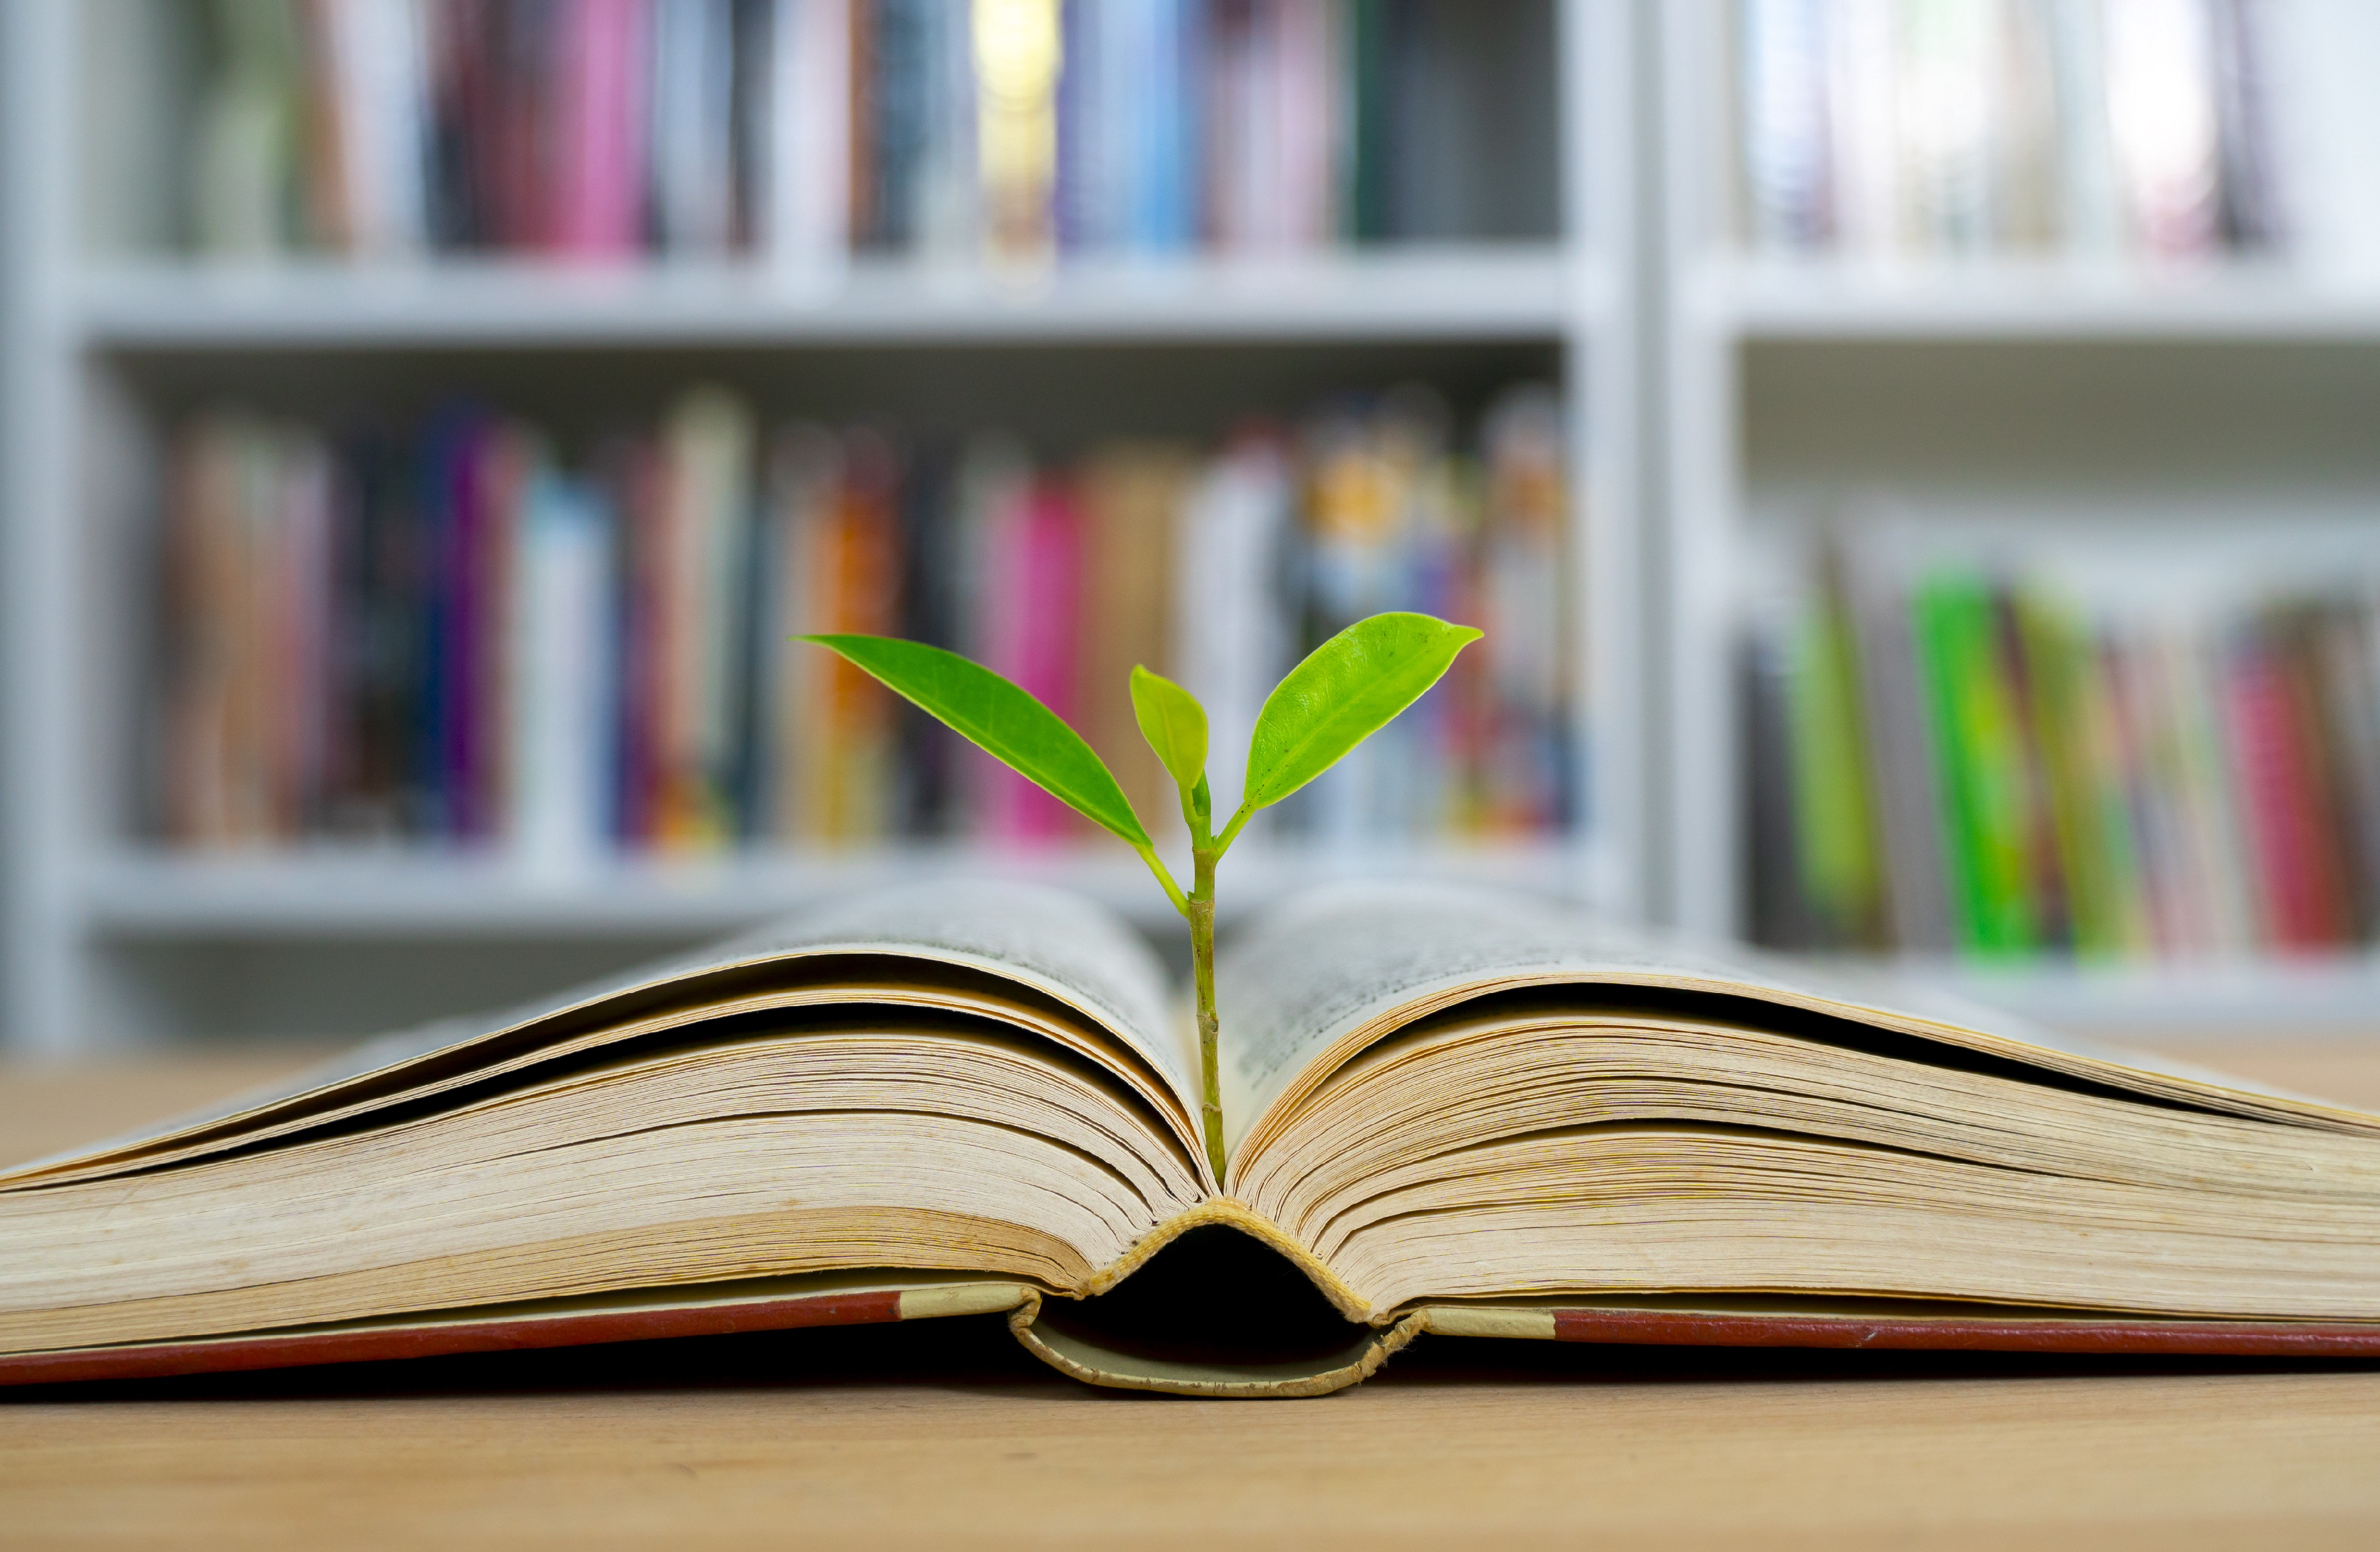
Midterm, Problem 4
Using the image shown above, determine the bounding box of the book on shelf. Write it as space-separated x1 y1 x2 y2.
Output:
8 878 2380 1396
1724 0 2380 268
149 381 1575 859
172 0 1544 266
1746 518 2380 962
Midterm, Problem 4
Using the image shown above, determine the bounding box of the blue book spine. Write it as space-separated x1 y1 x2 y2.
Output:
1130 0 1202 253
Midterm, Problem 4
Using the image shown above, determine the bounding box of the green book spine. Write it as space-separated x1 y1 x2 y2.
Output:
2019 592 2149 959
1914 577 2037 955
1786 584 1885 945
1348 0 1391 243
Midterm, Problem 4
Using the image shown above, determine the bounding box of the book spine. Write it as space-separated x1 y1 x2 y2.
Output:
650 0 740 254
1751 531 2380 963
2227 625 2314 947
2310 598 2380 938
1746 619 1820 948
1277 0 1336 250
2017 591 2132 957
1843 543 1955 953
513 465 617 873
1478 386 1571 835
1911 577 2034 954
151 386 1578 856
915 0 979 258
1724 0 2302 263
645 389 756 850
863 0 924 251
809 431 903 841
1736 0 1834 252
552 0 651 258
977 474 1084 841
1125 0 1200 253
975 0 1063 263
1077 445 1186 842
1344 0 1392 242
1784 552 1886 947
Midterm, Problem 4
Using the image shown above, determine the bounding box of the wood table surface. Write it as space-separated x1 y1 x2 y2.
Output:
6 1042 2380 1551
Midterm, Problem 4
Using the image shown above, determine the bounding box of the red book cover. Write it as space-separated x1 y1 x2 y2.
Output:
486 0 553 250
2226 633 2351 948
2276 621 2358 943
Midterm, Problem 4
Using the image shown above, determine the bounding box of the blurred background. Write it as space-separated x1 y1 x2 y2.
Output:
4 0 2380 1056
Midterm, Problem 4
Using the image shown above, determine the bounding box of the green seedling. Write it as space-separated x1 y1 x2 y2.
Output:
803 611 1481 1182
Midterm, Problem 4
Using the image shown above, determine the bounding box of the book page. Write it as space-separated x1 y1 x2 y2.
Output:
1215 882 2379 1162
708 879 1192 1105
21 880 1193 1176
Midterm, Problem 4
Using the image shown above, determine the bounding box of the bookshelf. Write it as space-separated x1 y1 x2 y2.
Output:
78 248 1595 345
0 0 1642 1051
1686 259 2380 340
32 2 2379 1051
1658 0 2380 1028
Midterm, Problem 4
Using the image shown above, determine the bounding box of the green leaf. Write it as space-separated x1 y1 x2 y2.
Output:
801 634 1150 847
1129 665 1208 794
1240 612 1484 812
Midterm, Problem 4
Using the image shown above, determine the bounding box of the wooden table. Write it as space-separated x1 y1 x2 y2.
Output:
8 1044 2380 1550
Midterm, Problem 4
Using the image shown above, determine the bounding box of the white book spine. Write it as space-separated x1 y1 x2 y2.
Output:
2102 0 2222 259
918 0 982 262
1827 0 1897 260
328 0 433 255
1176 440 1290 826
514 472 616 877
767 0 852 274
1737 0 1835 251
2046 0 2124 262
1277 0 1336 251
653 0 740 254
2262 0 2380 282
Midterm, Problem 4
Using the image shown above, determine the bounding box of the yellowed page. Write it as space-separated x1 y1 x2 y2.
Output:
16 880 1193 1179
1215 882 2380 1171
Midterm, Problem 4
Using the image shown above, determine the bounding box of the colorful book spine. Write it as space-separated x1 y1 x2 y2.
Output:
1754 544 2380 960
1731 0 2291 264
1477 388 1574 834
183 0 1502 263
151 383 1578 855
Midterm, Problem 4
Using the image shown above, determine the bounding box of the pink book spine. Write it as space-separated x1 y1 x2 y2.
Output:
988 480 1085 842
2226 640 2330 949
553 0 650 258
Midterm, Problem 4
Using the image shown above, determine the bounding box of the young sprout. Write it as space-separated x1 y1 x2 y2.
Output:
803 612 1480 1182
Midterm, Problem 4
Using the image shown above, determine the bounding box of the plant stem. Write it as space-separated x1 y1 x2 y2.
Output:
1132 844 1187 915
1213 800 1255 858
1190 844 1225 1185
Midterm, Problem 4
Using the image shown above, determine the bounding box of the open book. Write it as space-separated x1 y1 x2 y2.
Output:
7 881 2380 1398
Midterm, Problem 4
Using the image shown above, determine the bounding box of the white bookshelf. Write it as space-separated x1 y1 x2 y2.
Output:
36 1 2379 1048
78 248 1597 345
1656 0 2380 1032
1687 259 2380 341
0 0 1644 1051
